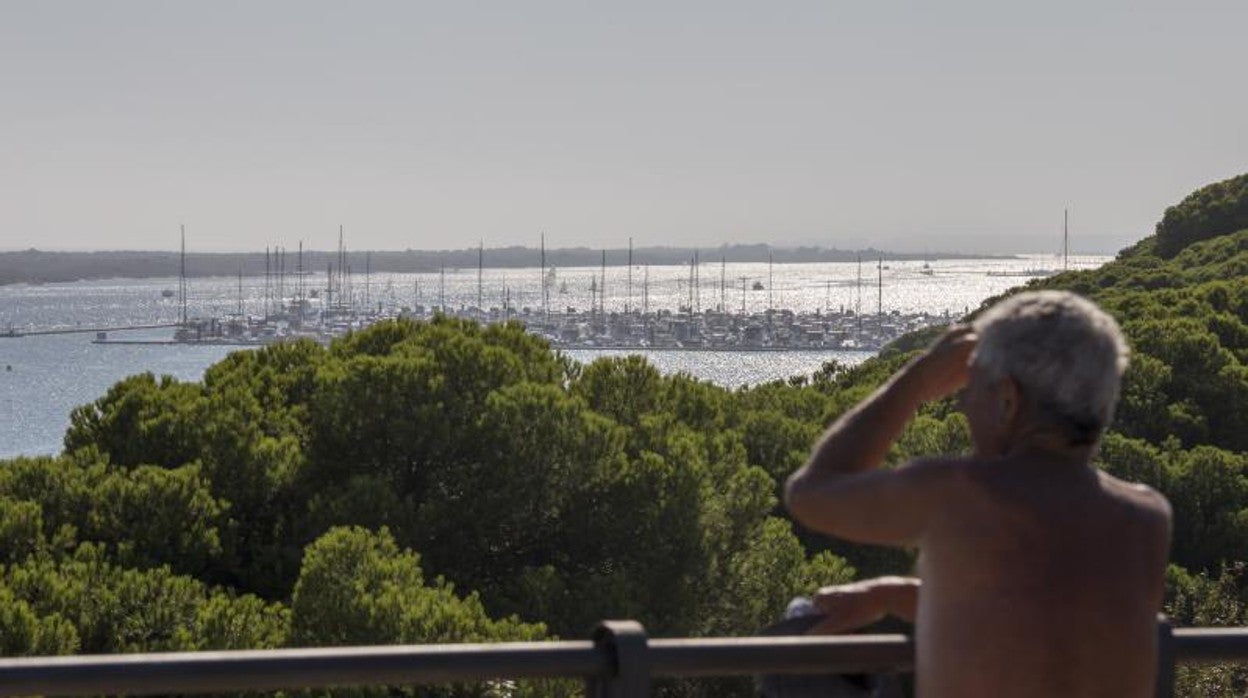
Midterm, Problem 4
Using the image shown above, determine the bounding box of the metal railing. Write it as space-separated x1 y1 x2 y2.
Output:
0 620 1245 697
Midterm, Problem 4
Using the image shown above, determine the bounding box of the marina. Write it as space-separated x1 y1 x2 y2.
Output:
138 288 951 352
0 254 1109 459
68 235 1077 352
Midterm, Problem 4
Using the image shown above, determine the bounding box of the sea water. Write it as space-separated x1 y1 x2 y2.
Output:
0 255 1107 458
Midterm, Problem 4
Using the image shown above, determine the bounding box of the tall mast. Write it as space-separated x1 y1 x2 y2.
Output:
439 263 446 313
643 265 649 315
179 224 187 325
856 254 863 335
477 241 484 316
627 237 633 315
1064 208 1069 272
600 249 607 316
278 246 284 306
768 251 774 312
688 255 695 323
298 241 304 302
693 249 700 313
365 251 371 312
540 232 548 323
237 264 243 319
877 256 883 317
720 255 726 312
264 246 271 320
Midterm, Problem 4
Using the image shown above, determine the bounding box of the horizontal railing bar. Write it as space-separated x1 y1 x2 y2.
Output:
648 635 914 677
2 628 1248 697
0 642 605 697
1174 628 1248 663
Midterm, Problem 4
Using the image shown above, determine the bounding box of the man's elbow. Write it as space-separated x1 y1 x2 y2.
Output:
784 472 822 529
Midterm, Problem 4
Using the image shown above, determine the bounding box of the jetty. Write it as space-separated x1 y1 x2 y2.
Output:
1 323 180 339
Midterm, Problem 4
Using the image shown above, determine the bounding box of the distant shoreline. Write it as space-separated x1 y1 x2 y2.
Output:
1 245 1020 286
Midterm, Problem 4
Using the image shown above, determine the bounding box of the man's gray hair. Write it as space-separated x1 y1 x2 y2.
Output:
971 291 1129 444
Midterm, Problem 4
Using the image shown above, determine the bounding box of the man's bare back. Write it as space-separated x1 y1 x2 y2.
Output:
785 292 1172 697
916 454 1170 697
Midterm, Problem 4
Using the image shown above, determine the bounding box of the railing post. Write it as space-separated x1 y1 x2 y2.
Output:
587 620 650 698
1155 616 1176 698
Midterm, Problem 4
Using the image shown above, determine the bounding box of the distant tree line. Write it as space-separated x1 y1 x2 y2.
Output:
0 245 1000 286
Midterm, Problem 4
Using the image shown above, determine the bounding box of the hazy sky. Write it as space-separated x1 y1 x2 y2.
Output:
3 1 1245 254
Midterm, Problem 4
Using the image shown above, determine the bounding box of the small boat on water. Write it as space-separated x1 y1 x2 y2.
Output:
161 289 175 298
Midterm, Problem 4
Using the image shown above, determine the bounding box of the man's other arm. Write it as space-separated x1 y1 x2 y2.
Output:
807 576 920 635
785 326 976 544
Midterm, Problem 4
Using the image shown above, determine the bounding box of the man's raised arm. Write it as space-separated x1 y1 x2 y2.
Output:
784 326 977 544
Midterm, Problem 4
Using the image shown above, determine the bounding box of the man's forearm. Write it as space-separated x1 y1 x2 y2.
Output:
810 576 920 634
876 576 919 623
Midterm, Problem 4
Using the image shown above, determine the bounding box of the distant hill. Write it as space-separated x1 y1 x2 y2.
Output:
1154 172 1248 258
0 244 1008 286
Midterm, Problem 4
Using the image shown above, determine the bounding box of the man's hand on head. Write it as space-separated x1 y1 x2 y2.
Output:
904 324 978 403
786 327 974 542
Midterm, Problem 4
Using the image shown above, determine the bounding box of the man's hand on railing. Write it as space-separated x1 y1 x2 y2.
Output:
808 577 920 635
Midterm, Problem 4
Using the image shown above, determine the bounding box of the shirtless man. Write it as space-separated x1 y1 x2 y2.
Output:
784 290 1172 697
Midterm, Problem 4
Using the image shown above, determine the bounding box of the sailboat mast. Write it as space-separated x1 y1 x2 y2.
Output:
179 224 187 325
688 255 694 323
278 247 284 306
264 246 271 320
768 251 774 312
600 249 606 316
643 265 649 315
878 256 883 317
1064 208 1070 272
627 237 633 315
477 241 484 317
540 233 547 323
298 241 304 303
856 254 863 335
720 255 726 312
688 249 698 312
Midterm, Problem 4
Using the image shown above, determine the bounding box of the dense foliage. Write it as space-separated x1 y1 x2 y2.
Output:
3 173 1248 695
1155 173 1248 258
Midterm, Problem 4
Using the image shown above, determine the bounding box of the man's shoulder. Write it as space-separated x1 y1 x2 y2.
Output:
899 455 980 487
1097 470 1174 525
